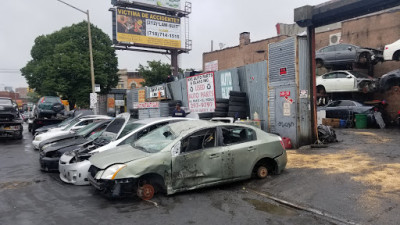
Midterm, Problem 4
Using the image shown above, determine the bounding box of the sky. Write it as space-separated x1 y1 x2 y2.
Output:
0 0 327 89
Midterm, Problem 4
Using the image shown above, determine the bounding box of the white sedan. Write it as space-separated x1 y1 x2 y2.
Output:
316 70 377 94
384 39 400 61
32 115 110 149
59 115 195 185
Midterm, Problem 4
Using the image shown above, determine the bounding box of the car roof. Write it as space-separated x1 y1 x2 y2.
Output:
131 117 194 125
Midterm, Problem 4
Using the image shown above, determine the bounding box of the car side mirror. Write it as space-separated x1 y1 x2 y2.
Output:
171 141 181 157
347 47 352 51
346 75 352 79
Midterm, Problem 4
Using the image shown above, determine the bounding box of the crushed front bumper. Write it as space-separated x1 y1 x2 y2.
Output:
39 153 60 172
59 154 92 185
88 168 136 197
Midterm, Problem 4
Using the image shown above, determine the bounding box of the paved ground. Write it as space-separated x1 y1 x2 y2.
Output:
1 125 399 225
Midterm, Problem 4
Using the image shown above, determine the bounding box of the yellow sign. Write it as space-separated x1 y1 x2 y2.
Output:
138 90 146 103
116 8 181 49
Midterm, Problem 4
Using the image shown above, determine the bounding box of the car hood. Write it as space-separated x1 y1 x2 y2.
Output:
39 133 77 149
43 137 88 154
90 144 150 169
35 124 60 133
37 130 71 141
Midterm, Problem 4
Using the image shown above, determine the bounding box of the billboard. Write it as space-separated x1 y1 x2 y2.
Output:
116 8 181 49
113 0 181 11
187 72 216 113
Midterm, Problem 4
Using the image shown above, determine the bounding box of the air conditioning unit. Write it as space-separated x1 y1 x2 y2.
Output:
329 33 342 45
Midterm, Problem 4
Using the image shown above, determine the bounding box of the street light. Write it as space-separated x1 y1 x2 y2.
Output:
56 0 96 113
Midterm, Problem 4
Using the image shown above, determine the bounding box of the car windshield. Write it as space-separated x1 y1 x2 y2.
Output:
351 71 370 78
133 125 177 153
76 122 101 136
0 99 12 105
42 97 61 103
118 122 145 139
57 117 75 127
62 118 81 131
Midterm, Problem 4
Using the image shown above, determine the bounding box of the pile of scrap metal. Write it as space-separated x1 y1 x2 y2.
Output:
318 124 338 144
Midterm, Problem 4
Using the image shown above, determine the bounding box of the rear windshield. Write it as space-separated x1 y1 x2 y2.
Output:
351 71 370 78
105 118 126 133
0 99 12 105
40 97 61 103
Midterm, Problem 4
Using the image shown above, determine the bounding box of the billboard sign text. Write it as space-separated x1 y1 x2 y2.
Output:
187 72 216 113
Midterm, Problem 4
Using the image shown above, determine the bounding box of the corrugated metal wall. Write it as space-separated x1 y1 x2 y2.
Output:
242 61 268 130
269 37 296 85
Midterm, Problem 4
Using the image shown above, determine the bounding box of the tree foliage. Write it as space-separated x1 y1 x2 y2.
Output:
21 21 119 108
138 60 172 87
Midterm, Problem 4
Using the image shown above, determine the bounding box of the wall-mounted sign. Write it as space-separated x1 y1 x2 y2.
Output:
115 100 125 106
280 91 291 97
116 8 181 49
284 96 294 104
283 102 291 116
90 93 97 109
137 102 160 108
204 60 218 72
221 71 233 99
299 90 308 99
138 89 146 102
187 72 216 113
280 67 287 75
95 84 101 93
149 85 165 98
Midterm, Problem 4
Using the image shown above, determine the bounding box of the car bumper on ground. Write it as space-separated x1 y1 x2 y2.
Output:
59 154 92 185
39 155 60 172
88 171 136 197
274 151 288 174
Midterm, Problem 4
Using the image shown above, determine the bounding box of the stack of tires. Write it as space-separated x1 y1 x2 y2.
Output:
228 91 249 119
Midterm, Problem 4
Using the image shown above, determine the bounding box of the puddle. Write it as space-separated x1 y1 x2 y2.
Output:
243 198 298 216
0 181 33 190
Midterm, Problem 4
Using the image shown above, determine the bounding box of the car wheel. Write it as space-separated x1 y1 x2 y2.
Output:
359 52 371 64
393 51 400 61
316 59 324 68
256 166 268 179
137 183 155 200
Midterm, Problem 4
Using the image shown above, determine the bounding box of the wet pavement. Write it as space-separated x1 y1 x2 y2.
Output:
1 125 399 224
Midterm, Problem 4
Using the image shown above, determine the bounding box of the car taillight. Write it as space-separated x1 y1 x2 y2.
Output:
385 47 389 50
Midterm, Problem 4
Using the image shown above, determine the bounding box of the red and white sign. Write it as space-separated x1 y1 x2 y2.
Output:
187 72 216 113
137 102 160 109
284 96 294 104
204 60 218 72
280 91 291 97
280 67 287 75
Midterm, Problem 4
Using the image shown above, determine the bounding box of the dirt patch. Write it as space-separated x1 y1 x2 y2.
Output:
0 181 32 190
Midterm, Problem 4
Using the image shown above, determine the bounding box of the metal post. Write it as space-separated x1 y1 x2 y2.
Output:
308 26 318 143
56 0 96 114
171 50 179 76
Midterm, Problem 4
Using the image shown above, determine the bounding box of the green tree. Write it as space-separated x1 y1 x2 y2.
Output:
21 21 119 108
138 60 172 86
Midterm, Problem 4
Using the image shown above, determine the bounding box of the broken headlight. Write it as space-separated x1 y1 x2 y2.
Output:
101 164 126 180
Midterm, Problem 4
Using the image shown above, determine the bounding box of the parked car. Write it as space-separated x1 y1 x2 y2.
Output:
315 43 383 68
39 119 111 172
32 115 111 149
59 115 194 185
87 120 287 200
0 97 23 139
34 96 65 118
379 69 400 92
383 39 400 61
318 100 376 126
316 70 377 94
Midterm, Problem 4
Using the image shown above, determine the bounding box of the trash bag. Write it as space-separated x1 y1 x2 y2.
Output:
318 124 337 143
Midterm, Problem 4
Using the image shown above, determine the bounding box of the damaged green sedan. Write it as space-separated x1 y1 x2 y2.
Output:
88 120 287 200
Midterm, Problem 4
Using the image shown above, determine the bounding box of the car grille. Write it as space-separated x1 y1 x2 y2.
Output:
88 165 100 178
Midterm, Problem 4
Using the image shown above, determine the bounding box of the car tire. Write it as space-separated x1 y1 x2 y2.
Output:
198 112 214 118
229 96 247 102
213 112 228 117
393 51 400 61
216 103 229 108
229 105 248 112
316 59 324 68
256 166 268 179
359 52 371 64
229 91 247 97
215 98 229 104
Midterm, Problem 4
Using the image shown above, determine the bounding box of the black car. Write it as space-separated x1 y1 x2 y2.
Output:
0 97 23 139
316 43 383 68
379 69 400 92
318 100 375 126
35 96 65 118
39 119 110 172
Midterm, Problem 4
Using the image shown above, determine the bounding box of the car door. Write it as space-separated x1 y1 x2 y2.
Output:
220 126 258 179
335 44 356 63
322 45 337 64
320 72 338 92
336 72 355 91
171 128 223 190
